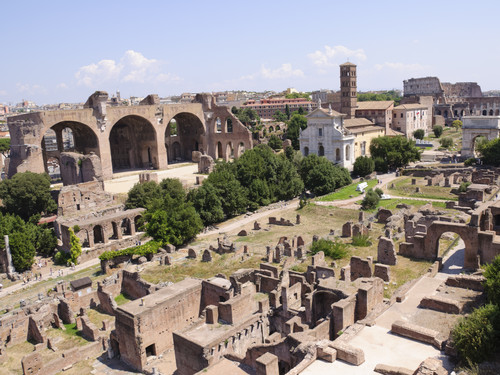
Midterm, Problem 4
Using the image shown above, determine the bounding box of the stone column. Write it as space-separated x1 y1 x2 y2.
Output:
4 235 16 274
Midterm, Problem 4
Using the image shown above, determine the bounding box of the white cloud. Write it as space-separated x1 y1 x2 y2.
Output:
16 83 47 95
308 45 366 67
56 83 68 89
0 90 7 96
240 63 304 81
75 50 180 87
374 62 428 72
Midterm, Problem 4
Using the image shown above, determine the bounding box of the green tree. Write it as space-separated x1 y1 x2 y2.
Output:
34 225 57 256
9 230 36 271
484 255 500 305
477 138 500 166
285 104 291 120
285 146 295 161
0 172 57 221
187 182 225 226
146 203 203 246
207 162 248 217
268 134 283 150
273 110 288 122
353 156 375 177
69 227 82 264
451 119 463 132
274 156 304 200
413 129 425 140
369 136 421 171
304 159 351 196
433 125 443 138
298 106 305 115
125 181 162 209
452 304 500 364
439 136 453 149
0 138 10 157
361 188 380 210
287 113 308 150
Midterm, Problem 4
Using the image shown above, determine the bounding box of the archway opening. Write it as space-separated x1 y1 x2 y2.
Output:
237 142 245 158
134 215 142 232
216 142 223 160
110 222 119 240
473 135 488 157
41 121 100 182
437 231 464 274
93 225 104 244
318 144 324 156
121 218 131 236
109 115 157 172
165 112 205 163
226 142 234 160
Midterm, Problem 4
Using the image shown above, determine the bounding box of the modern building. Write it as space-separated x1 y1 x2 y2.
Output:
355 100 394 130
242 98 317 120
391 103 429 138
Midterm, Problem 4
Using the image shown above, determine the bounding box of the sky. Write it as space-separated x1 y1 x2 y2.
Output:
2 0 500 105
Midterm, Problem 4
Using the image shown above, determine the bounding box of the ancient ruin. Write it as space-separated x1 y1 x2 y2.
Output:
6 92 252 184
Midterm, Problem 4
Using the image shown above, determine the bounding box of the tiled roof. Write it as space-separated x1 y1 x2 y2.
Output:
356 101 394 110
394 103 428 110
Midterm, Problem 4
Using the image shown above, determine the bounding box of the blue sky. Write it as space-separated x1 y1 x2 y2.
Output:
2 0 500 104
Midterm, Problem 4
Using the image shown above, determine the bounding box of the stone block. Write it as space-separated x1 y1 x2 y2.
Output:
317 346 337 362
330 342 365 366
256 352 279 375
374 363 413 375
419 296 461 314
202 249 212 262
391 320 443 350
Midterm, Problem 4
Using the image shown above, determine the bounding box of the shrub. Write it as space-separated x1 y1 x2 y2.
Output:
452 303 500 364
310 238 349 260
374 187 384 197
268 134 283 150
413 129 425 140
54 250 69 265
439 136 453 149
353 156 375 177
361 188 380 210
464 158 477 166
458 182 471 193
352 234 372 247
433 125 443 138
68 228 81 265
99 241 161 261
484 254 500 306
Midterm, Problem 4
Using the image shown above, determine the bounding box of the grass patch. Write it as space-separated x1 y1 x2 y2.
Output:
388 176 458 201
114 292 133 305
141 254 263 285
358 198 447 212
318 179 378 201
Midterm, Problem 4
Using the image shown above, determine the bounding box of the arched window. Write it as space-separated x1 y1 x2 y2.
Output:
345 145 350 161
304 147 309 156
336 148 340 161
215 117 222 133
226 118 233 133
318 144 324 156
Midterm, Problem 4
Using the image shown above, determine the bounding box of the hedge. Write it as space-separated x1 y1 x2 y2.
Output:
98 241 161 261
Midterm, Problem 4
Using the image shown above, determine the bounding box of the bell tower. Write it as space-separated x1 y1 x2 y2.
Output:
340 62 357 119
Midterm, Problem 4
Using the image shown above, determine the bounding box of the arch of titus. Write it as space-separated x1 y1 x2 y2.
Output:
7 92 252 182
461 116 500 158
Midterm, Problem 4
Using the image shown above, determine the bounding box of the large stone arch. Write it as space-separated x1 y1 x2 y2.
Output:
41 121 100 181
164 112 205 162
109 115 158 172
422 222 479 269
